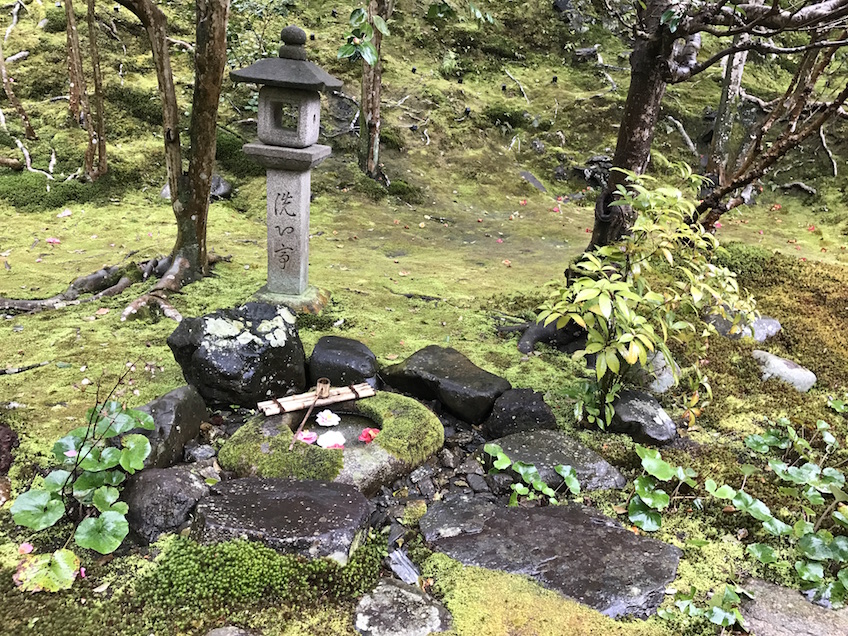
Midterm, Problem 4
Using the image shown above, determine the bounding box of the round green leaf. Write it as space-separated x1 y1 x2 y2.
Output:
119 434 151 474
92 486 120 513
11 490 65 531
635 445 675 481
795 560 824 583
555 464 581 495
43 470 72 494
75 511 129 554
798 534 833 561
747 543 777 564
763 516 792 536
14 549 79 592
635 475 669 510
628 495 662 531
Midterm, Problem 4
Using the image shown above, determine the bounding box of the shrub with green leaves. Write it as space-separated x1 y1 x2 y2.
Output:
539 168 754 428
10 399 154 592
337 7 390 67
483 443 580 506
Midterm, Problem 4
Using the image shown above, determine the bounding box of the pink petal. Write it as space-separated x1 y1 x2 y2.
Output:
18 543 33 555
79 567 86 578
295 430 318 444
64 449 78 458
326 444 345 449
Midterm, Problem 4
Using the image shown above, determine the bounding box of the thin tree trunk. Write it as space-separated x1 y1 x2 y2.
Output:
358 0 394 182
0 38 36 139
65 0 96 176
707 39 749 184
87 0 107 177
183 0 230 278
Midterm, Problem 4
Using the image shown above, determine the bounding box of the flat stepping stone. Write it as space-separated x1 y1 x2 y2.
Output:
610 389 677 444
708 311 782 342
420 497 681 618
355 579 452 636
752 350 817 392
382 345 511 424
481 389 558 439
192 478 372 565
740 578 848 636
481 429 626 491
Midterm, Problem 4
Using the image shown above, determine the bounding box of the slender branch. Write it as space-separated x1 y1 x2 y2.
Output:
819 125 838 176
505 68 530 104
666 116 699 157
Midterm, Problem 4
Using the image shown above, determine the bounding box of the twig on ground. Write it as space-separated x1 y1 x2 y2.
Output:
780 181 817 195
505 68 530 103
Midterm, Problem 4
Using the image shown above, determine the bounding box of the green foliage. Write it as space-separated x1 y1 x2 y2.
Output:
10 398 154 590
658 584 749 629
539 169 754 427
482 443 580 506
337 7 388 67
628 444 697 531
387 178 424 204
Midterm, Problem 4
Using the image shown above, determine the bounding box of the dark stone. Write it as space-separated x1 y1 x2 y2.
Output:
610 390 677 444
553 165 568 181
417 477 436 499
740 578 848 636
466 474 489 493
482 429 626 491
420 497 681 618
355 579 452 636
382 346 511 425
123 465 210 544
457 456 484 476
0 424 19 475
519 170 547 193
516 319 582 354
486 473 513 496
482 389 557 439
192 478 373 565
167 303 306 408
135 386 207 469
573 154 612 187
530 139 545 155
184 440 217 463
308 336 379 389
438 448 459 469
572 45 600 64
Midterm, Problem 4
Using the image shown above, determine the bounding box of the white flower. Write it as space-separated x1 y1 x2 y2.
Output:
317 431 346 449
315 409 341 427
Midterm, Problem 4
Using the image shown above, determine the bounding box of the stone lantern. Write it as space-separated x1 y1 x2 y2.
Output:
231 25 342 312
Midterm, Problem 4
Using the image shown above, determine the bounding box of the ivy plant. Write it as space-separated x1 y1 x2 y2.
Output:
483 443 580 506
539 168 754 428
10 396 154 591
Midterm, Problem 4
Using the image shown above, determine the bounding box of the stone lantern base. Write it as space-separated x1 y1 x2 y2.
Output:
253 284 331 314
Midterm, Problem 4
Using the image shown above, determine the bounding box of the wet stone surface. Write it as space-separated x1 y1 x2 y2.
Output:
740 578 848 636
355 579 452 636
610 389 677 444
419 497 681 618
192 477 372 565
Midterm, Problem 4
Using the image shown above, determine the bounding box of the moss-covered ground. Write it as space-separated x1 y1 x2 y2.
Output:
0 1 847 635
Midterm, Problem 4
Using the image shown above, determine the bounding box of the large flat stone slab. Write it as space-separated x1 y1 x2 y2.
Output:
192 478 372 565
382 346 511 424
482 430 626 491
740 578 848 636
420 497 681 618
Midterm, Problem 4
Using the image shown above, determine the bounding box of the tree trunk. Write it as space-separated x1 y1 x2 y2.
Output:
182 0 230 279
87 0 107 178
706 39 748 185
65 0 96 175
0 38 36 139
589 13 669 249
358 0 394 182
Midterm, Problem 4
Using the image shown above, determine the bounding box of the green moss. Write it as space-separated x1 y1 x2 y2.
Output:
400 500 428 527
218 415 345 480
216 129 266 179
387 178 424 204
360 392 444 466
712 242 774 281
421 553 671 636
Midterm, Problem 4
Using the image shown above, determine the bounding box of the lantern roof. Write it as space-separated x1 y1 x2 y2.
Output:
230 25 342 92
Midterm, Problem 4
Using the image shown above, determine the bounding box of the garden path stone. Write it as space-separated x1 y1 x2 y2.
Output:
308 335 379 389
740 578 848 636
192 477 372 565
136 385 207 468
708 311 782 342
419 496 681 618
122 464 210 544
481 389 558 439
610 390 677 444
481 429 626 491
381 345 511 424
752 350 817 392
355 579 452 636
167 302 306 408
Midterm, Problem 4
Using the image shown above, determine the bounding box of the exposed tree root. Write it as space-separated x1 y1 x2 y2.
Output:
2 361 50 375
0 252 231 321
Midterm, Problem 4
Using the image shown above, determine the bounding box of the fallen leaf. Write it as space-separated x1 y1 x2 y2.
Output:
95 308 110 316
93 581 111 594
722 506 737 514
386 354 399 360
613 504 627 515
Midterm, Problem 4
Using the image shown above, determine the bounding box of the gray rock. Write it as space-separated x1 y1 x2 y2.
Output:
573 154 611 187
530 139 545 155
382 346 511 425
466 474 489 493
308 336 379 389
135 386 207 469
752 350 817 392
627 353 679 395
386 549 421 586
184 441 217 463
193 478 372 565
610 390 677 444
740 578 848 636
355 579 451 636
167 303 306 408
162 174 232 201
420 498 681 618
519 170 547 193
707 310 782 342
572 45 600 63
482 389 558 439
483 429 626 491
123 465 210 543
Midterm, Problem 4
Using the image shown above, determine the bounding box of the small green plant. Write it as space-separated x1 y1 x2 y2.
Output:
10 379 154 592
659 583 751 630
483 443 580 506
539 168 754 428
337 7 390 67
627 444 698 531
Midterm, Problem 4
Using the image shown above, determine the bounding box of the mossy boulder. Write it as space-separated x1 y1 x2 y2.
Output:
218 391 444 495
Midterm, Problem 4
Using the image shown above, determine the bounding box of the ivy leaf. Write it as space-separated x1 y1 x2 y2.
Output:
833 508 848 529
635 445 675 481
43 470 72 494
744 435 770 453
763 516 792 536
628 495 662 531
732 491 772 522
635 475 669 510
795 560 824 583
555 464 581 495
119 434 151 474
704 606 737 627
11 490 65 531
747 543 777 564
803 486 826 506
75 511 129 555
14 549 79 592
830 536 848 563
798 534 833 561
838 568 848 590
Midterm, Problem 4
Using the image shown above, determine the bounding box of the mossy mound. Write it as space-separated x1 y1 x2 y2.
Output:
421 554 671 636
218 391 444 480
